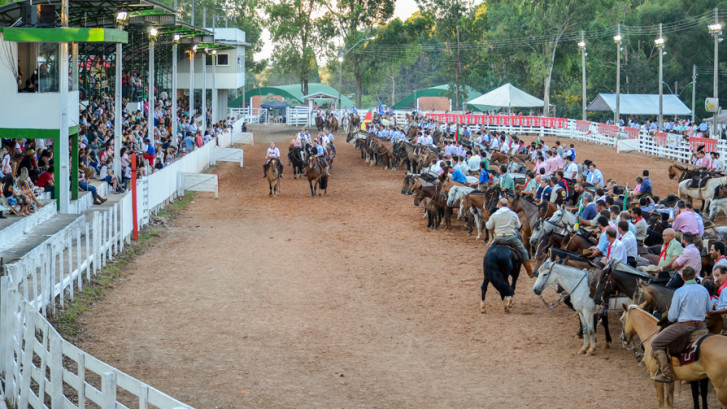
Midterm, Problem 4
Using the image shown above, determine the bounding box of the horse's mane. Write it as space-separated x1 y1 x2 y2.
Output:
626 304 659 322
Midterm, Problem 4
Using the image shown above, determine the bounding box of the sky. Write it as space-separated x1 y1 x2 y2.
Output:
254 0 420 62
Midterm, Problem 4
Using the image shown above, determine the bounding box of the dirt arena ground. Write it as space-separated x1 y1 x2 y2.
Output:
79 125 719 408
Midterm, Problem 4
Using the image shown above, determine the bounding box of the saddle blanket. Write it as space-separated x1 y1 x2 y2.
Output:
671 333 713 366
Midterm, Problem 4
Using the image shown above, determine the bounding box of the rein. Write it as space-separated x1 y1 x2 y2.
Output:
622 327 660 351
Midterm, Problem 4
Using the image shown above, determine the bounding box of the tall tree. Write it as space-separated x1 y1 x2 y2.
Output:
417 0 477 110
486 0 591 116
266 0 335 95
326 0 395 106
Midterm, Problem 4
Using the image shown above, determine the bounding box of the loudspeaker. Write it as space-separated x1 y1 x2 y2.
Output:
37 5 56 27
20 3 37 27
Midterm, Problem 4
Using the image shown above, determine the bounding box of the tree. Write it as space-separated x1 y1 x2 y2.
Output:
485 0 595 116
266 0 335 95
326 0 395 106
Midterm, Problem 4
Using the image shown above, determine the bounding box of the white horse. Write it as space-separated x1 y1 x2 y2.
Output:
447 185 475 209
342 114 351 134
678 175 727 213
530 207 576 248
709 197 727 221
533 258 598 355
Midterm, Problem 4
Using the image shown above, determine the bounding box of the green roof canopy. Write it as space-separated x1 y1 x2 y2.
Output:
392 84 496 112
231 83 354 108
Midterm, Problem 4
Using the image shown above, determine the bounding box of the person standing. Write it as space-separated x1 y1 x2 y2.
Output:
651 266 710 383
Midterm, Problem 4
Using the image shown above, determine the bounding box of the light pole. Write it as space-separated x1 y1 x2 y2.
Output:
709 8 722 137
614 25 622 125
202 46 207 132
113 11 128 176
655 24 665 132
148 27 158 145
172 34 180 147
692 64 697 124
337 35 375 111
578 31 586 121
188 44 197 127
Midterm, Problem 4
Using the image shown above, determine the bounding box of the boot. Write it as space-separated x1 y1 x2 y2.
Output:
652 349 674 383
523 261 534 278
94 194 107 204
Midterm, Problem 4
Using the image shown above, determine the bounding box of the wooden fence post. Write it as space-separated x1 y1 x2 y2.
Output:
101 372 117 409
50 334 63 408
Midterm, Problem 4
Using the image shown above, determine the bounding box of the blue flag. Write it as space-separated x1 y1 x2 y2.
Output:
377 97 384 116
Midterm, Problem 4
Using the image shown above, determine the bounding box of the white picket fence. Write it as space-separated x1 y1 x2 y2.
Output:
286 106 312 126
0 130 239 409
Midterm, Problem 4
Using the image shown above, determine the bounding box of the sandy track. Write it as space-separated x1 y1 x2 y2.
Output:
79 125 716 408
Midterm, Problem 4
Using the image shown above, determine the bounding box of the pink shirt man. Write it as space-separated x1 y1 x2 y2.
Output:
672 210 700 236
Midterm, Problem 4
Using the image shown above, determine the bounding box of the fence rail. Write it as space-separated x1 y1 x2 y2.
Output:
0 131 236 409
421 113 721 167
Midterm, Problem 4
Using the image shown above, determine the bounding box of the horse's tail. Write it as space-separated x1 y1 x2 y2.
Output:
319 175 328 190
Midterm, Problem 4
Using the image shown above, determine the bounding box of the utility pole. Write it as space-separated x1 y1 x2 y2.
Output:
692 64 697 124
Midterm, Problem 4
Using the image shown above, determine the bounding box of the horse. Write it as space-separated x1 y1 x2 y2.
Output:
620 305 727 409
305 156 328 197
328 114 339 133
288 145 306 179
266 158 281 197
534 258 598 355
315 115 328 132
481 244 521 313
668 164 699 182
678 175 727 213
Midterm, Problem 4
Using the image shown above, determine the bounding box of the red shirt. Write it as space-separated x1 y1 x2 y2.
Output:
36 171 53 187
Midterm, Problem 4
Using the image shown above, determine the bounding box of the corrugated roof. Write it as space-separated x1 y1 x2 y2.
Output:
587 93 692 116
231 83 354 108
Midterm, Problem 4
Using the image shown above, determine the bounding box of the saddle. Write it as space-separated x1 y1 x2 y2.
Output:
670 333 713 366
492 238 524 265
688 171 724 189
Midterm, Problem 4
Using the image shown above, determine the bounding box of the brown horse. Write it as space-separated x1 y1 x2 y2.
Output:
621 305 727 408
266 158 281 197
490 151 509 165
305 156 328 197
328 115 339 133
667 163 699 182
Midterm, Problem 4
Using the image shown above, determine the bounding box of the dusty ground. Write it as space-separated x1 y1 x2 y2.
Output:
79 125 718 409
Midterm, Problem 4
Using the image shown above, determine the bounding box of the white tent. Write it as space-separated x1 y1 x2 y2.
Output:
466 83 544 112
587 93 692 116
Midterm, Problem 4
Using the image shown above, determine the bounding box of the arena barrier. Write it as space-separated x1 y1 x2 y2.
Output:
420 113 723 165
0 130 241 409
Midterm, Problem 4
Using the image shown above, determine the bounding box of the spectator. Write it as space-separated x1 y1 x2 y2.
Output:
35 166 55 199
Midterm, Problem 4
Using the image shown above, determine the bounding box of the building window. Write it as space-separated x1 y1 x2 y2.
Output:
216 54 229 66
34 43 59 92
206 54 214 66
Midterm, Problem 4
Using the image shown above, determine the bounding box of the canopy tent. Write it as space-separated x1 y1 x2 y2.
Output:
587 93 692 116
230 83 354 108
392 84 493 111
260 100 290 109
466 83 544 112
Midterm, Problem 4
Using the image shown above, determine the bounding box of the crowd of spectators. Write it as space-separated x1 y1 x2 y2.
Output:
1 78 234 219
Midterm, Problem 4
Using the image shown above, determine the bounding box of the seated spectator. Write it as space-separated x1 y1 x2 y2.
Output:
78 171 107 205
16 167 44 209
35 166 55 199
154 157 164 171
2 174 31 216
104 168 125 193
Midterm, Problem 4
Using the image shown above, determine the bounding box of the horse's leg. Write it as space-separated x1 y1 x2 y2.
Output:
480 274 490 313
601 312 611 348
690 381 700 409
700 377 709 409
654 381 666 409
578 311 590 354
309 180 315 197
475 212 483 240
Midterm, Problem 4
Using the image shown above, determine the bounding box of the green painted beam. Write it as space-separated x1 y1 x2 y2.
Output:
1 28 128 44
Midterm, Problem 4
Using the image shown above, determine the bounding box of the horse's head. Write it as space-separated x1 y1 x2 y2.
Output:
533 258 556 293
619 304 637 346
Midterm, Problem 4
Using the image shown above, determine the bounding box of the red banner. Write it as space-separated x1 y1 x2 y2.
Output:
575 120 590 132
598 124 619 137
624 127 640 139
654 132 667 146
689 137 717 152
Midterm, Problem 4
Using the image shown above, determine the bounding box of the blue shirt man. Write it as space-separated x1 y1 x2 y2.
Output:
451 167 467 184
581 203 598 221
586 165 604 186
641 176 653 195
479 167 490 184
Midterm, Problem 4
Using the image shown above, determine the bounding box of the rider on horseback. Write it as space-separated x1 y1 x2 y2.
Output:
312 139 330 176
262 142 284 178
651 266 710 383
485 198 533 277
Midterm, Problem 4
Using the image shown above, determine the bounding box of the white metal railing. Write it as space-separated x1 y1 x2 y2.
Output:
421 113 721 168
227 107 265 124
286 106 312 126
0 130 236 409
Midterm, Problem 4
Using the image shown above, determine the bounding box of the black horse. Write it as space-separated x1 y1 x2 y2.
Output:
288 146 306 179
481 244 521 313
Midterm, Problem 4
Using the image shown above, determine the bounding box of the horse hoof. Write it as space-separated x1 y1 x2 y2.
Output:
604 342 611 349
578 348 586 355
480 302 486 314
505 296 513 309
585 349 594 356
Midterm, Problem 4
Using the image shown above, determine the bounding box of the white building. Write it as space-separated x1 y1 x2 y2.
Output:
177 27 248 122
